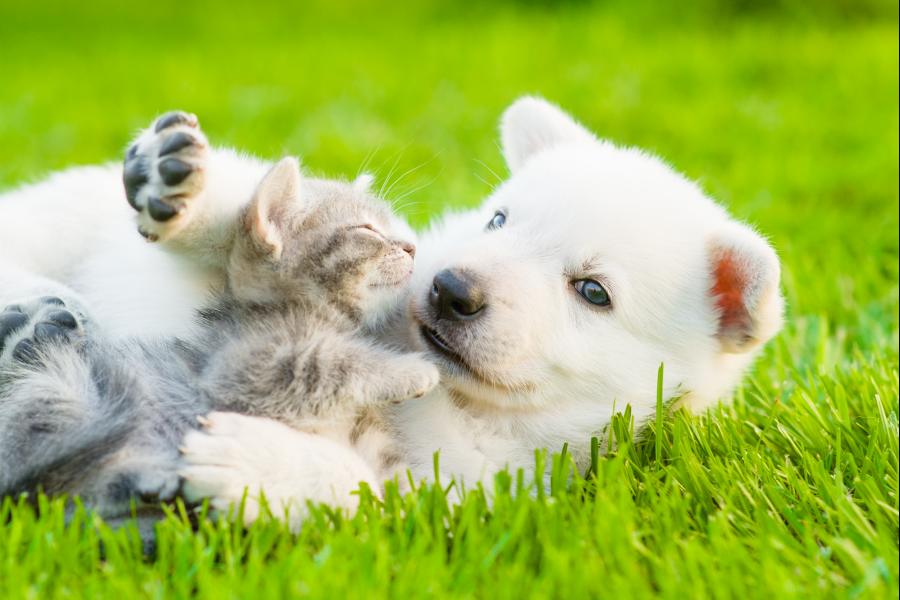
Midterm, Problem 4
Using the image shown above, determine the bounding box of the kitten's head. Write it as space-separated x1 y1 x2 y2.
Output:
227 157 416 327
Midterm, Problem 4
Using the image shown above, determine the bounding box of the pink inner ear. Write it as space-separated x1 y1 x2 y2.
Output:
712 251 750 334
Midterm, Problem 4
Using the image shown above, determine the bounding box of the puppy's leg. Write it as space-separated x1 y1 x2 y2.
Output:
180 412 380 531
124 112 271 266
0 301 185 512
0 297 104 494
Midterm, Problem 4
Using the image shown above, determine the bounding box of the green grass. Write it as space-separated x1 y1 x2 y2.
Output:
1 1 898 597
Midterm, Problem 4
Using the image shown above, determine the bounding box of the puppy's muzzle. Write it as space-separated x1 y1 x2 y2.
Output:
429 268 485 321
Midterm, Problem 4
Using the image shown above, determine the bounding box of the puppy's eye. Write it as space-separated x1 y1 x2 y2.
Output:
486 209 507 231
573 279 611 307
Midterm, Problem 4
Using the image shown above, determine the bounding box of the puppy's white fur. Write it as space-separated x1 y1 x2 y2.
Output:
0 98 782 528
0 144 268 339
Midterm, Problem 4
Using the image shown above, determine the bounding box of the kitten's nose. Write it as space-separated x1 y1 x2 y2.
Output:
400 241 416 258
429 268 485 321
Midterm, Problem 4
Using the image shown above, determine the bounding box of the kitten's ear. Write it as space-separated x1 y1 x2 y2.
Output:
708 222 784 353
353 172 375 192
244 157 301 260
500 96 596 173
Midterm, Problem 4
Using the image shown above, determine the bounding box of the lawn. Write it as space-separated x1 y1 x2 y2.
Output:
0 0 898 598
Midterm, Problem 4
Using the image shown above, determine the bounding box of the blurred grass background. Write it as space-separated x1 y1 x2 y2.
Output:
0 0 898 597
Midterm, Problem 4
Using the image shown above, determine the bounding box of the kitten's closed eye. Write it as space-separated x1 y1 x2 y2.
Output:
353 224 385 238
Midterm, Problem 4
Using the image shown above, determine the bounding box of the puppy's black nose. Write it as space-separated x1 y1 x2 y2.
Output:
429 268 485 321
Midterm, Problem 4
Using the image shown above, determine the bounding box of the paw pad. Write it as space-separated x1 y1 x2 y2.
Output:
0 311 29 355
159 131 197 157
154 111 198 132
123 111 208 237
147 196 182 222
0 298 84 364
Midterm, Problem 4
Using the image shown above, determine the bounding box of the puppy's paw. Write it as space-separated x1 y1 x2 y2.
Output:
178 412 295 526
179 412 378 530
0 296 88 366
123 111 209 242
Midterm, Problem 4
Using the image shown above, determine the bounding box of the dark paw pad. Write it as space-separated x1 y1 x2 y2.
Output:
0 311 29 354
1 302 82 363
157 158 193 186
33 322 69 344
38 296 66 307
147 196 183 222
45 309 78 330
159 131 198 157
154 111 197 133
123 158 149 210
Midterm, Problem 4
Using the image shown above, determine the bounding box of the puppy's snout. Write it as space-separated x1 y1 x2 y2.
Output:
429 268 485 321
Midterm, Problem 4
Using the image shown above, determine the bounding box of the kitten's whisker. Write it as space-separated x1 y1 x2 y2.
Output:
473 172 496 191
391 177 440 216
473 159 504 186
377 146 411 198
356 145 383 180
384 159 434 204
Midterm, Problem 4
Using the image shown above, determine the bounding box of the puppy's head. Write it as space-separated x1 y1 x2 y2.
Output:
409 97 783 414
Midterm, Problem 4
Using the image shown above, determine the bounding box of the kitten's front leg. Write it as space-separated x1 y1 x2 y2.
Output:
204 333 439 422
357 351 441 405
290 338 440 416
123 112 271 267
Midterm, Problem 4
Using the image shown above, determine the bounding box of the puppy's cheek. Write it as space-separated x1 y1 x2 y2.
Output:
457 319 530 372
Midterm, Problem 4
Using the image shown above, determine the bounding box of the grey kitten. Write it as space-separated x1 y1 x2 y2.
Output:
0 157 436 517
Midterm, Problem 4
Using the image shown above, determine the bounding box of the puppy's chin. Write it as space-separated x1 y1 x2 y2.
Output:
408 303 539 405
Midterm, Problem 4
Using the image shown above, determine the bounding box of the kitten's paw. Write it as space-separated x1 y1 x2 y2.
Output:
386 355 440 402
0 296 88 365
123 111 209 242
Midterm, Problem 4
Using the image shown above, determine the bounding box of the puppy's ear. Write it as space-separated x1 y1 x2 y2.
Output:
500 96 596 173
708 222 784 353
244 157 301 260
